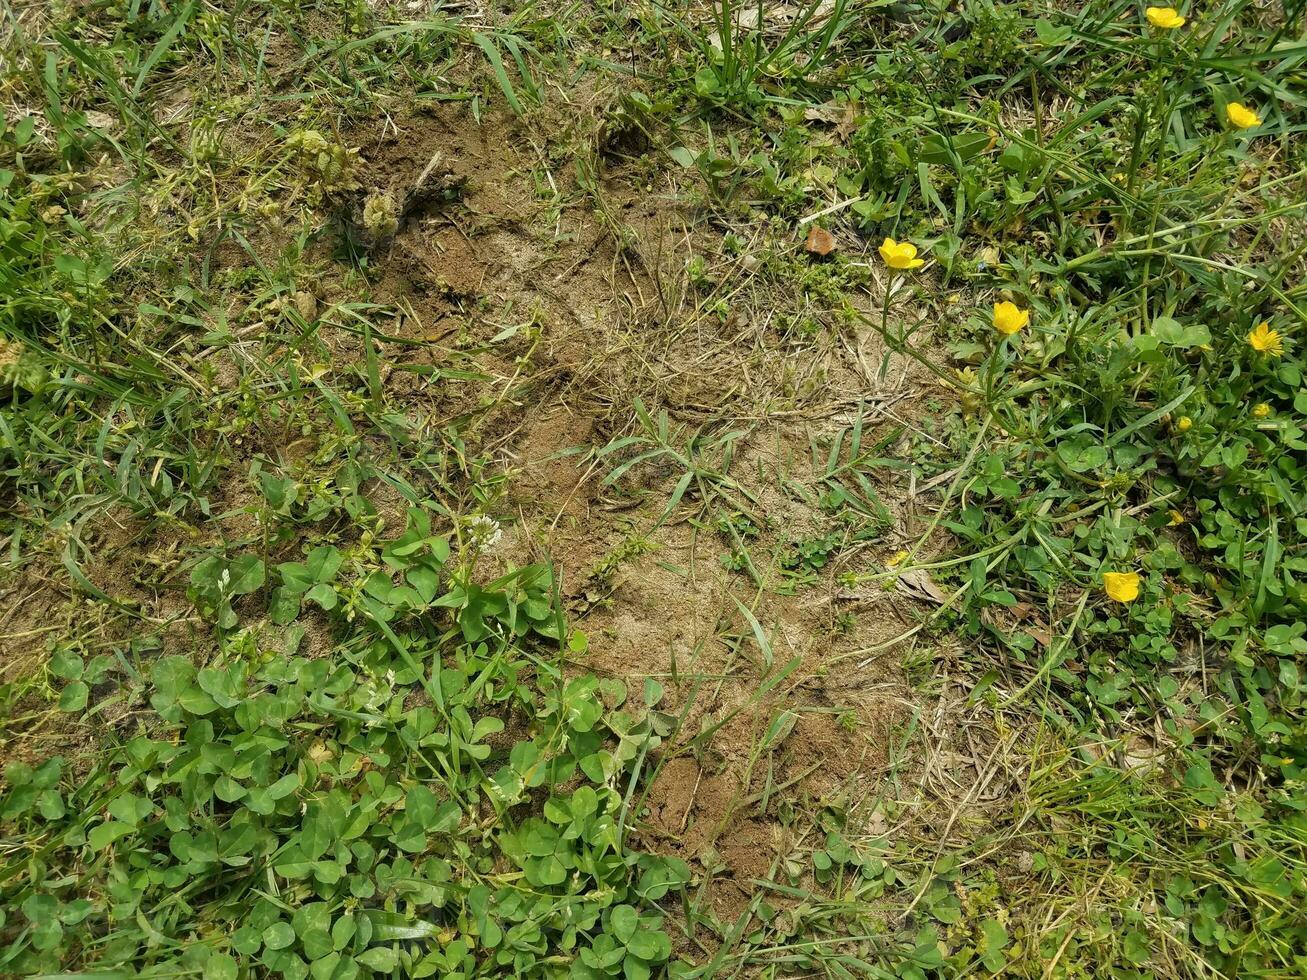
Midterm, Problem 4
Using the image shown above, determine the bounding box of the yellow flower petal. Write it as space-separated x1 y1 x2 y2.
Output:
1252 402 1271 418
1247 321 1284 357
992 301 1030 335
1103 571 1141 603
879 237 925 270
1175 415 1193 432
1226 102 1261 130
1145 6 1185 28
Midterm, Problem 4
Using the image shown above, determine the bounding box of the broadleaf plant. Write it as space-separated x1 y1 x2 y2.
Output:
1 505 689 978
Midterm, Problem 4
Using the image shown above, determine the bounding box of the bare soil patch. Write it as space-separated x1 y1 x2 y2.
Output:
2 95 987 934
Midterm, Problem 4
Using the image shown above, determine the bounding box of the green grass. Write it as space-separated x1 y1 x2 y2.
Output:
2 0 1306 977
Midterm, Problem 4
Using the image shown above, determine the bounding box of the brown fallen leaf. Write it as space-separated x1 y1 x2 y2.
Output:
895 568 947 604
835 102 859 142
804 101 859 142
805 225 836 256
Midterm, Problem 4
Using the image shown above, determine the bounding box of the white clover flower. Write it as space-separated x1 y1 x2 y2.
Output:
467 514 503 551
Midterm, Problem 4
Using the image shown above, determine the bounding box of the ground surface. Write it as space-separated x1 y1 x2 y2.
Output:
2 1 1306 978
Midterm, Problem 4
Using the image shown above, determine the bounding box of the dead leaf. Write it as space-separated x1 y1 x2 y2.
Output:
895 568 946 604
84 110 116 131
805 225 836 256
1122 736 1166 775
835 102 859 142
803 101 859 142
803 104 841 125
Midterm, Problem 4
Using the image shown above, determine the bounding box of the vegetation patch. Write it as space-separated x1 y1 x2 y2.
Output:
2 0 1306 977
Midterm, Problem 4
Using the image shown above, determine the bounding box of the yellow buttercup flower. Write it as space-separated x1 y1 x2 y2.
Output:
1252 402 1271 418
879 237 925 270
1247 321 1283 357
1103 571 1141 603
1226 102 1261 129
1175 415 1193 432
886 549 910 568
1168 509 1185 526
1145 6 1185 28
993 301 1030 335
